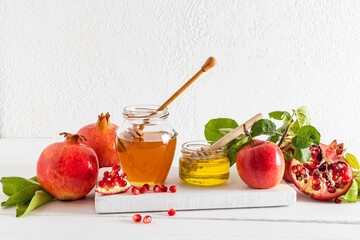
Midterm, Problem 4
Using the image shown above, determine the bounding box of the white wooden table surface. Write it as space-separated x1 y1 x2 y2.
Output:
1 139 359 240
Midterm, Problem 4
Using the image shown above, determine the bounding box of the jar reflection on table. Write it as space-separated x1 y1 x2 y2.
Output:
115 105 177 187
179 141 230 186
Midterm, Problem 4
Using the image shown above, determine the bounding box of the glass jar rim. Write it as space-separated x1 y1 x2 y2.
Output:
122 105 169 119
181 140 228 157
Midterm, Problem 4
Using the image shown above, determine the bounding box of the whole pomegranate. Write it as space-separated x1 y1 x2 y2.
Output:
78 112 119 168
37 132 99 200
290 140 353 200
236 141 285 189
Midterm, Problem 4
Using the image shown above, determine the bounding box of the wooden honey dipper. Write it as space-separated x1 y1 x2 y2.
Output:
122 56 217 140
192 113 264 156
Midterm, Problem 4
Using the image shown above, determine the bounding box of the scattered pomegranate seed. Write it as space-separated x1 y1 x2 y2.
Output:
98 180 105 188
335 198 342 204
139 186 147 194
112 165 121 173
168 208 176 216
143 215 152 224
143 184 150 191
119 180 128 187
132 187 140 195
104 171 110 177
153 185 160 193
120 173 127 179
169 185 177 193
160 185 168 192
132 214 142 222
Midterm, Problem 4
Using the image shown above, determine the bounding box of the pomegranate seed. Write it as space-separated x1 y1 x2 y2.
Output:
309 170 314 176
328 187 336 193
114 177 121 185
106 177 112 182
335 198 342 204
132 187 140 195
153 185 160 193
112 165 121 173
319 163 327 172
312 184 320 191
120 173 127 180
322 173 328 180
331 165 339 172
143 215 152 224
119 180 128 187
107 181 115 188
160 185 168 192
296 165 302 171
143 184 150 191
303 163 309 169
104 171 110 177
139 186 147 194
98 180 105 188
169 185 177 193
341 179 348 185
332 175 339 181
309 163 317 170
304 180 308 184
291 166 298 173
299 168 306 175
312 179 320 185
342 166 348 172
132 214 142 222
326 181 331 187
335 183 341 189
312 159 320 165
110 172 119 179
313 174 319 180
168 208 176 216
297 176 302 181
342 174 350 181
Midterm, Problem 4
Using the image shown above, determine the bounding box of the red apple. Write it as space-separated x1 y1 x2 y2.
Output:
37 133 99 200
236 141 285 189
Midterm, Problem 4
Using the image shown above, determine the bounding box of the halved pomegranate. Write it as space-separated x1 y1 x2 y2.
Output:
95 165 131 195
290 140 353 200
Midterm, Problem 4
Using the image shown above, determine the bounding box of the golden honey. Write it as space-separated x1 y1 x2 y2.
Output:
116 131 176 186
179 141 229 186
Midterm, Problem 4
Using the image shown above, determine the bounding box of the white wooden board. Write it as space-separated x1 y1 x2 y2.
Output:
95 167 296 213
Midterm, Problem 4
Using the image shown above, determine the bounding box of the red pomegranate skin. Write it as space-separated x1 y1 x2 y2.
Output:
236 141 285 189
78 113 119 168
282 147 295 182
37 138 99 200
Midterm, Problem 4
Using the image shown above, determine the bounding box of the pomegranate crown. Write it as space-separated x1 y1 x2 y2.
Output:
96 112 112 129
59 132 87 143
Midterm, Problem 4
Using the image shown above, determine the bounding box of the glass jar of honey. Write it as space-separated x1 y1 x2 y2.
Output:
115 105 177 187
179 141 230 186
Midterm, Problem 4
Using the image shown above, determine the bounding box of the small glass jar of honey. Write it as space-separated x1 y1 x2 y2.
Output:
115 105 177 187
179 141 230 186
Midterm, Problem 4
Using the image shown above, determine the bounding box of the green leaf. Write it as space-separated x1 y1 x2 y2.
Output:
1 185 43 207
339 180 358 203
29 176 39 183
346 153 360 170
204 118 238 142
292 106 311 134
16 190 54 217
269 111 291 122
251 119 278 137
293 148 311 163
283 150 293 163
228 136 253 167
292 125 321 149
267 123 287 143
1 177 41 196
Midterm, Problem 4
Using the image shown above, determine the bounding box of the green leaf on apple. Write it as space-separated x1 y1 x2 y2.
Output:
339 180 358 203
250 119 278 137
292 106 311 134
267 123 287 143
228 136 253 167
16 190 54 217
283 150 293 163
292 125 320 149
204 118 238 142
269 111 291 122
293 148 311 163
29 176 39 183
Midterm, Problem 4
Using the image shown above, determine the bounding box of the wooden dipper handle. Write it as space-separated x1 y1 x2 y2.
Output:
157 57 217 111
209 113 263 151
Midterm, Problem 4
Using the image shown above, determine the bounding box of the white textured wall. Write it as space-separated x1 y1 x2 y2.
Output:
1 1 360 155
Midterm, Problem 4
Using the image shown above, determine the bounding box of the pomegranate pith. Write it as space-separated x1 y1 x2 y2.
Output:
290 140 354 200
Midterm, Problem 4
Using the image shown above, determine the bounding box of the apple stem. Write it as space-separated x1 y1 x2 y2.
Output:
243 124 257 146
277 111 295 147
